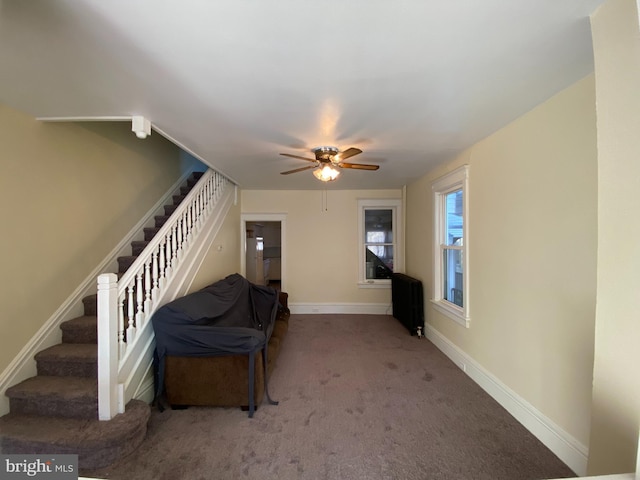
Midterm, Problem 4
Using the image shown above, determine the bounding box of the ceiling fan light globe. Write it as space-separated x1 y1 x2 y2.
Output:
313 165 340 182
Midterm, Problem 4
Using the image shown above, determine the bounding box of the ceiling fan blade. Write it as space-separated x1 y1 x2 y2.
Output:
280 165 317 175
280 153 317 163
337 147 363 161
340 162 379 171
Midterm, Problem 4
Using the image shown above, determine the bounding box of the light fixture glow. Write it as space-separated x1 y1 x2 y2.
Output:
313 165 340 182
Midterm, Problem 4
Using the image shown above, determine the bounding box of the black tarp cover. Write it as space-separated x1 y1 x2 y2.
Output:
152 273 279 416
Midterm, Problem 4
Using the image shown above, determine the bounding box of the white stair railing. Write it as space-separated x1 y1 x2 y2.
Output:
97 169 232 420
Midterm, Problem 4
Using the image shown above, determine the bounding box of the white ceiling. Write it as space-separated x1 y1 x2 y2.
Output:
0 0 605 190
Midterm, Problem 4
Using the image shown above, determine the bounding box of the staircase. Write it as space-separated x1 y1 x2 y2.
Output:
0 172 205 471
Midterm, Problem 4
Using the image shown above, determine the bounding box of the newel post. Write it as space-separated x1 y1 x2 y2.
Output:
97 273 119 420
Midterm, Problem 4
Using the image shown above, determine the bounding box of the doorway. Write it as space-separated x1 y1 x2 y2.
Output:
241 214 286 292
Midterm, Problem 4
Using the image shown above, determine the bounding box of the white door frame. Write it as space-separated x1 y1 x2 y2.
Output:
241 213 287 292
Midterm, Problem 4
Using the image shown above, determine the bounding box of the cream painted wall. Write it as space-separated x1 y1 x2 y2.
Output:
0 105 192 376
406 75 597 448
241 189 402 307
187 198 242 292
587 0 640 474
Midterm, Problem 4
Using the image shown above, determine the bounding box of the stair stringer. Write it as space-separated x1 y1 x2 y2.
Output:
115 184 236 408
0 167 201 417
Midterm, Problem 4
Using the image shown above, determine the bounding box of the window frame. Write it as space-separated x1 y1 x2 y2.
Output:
357 198 403 289
432 165 470 327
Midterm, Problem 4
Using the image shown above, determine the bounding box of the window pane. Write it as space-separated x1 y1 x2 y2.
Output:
366 246 393 279
444 190 463 246
367 231 386 244
365 209 393 243
443 248 463 307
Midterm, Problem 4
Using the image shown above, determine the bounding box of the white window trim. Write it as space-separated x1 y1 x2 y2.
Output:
357 198 403 288
431 165 470 327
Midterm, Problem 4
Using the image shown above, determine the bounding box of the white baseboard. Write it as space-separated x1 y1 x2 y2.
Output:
425 324 588 476
290 303 392 315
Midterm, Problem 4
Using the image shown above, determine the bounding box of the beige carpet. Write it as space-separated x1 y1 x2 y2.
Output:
85 314 575 480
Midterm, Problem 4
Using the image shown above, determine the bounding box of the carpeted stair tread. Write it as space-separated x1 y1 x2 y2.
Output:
7 376 96 401
172 194 186 205
60 316 97 344
36 344 97 377
0 400 151 470
6 376 97 419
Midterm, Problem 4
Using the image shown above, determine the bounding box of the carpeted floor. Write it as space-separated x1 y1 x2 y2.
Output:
85 314 576 480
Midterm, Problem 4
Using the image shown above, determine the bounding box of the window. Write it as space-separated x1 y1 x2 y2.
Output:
432 165 470 327
358 199 403 288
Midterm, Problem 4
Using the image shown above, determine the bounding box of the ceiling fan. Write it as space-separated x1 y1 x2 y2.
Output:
280 146 379 182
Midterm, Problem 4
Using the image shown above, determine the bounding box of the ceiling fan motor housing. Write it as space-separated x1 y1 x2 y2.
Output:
313 146 340 163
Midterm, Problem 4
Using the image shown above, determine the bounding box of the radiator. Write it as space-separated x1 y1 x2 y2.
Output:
391 273 425 337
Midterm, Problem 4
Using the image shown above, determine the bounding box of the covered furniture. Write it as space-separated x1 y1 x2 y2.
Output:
152 273 289 417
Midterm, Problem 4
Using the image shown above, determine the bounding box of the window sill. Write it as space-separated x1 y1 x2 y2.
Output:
431 299 470 328
358 281 391 289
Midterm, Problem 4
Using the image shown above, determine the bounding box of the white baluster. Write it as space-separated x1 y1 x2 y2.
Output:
158 241 166 288
133 271 143 337
164 234 172 277
185 204 192 243
210 187 215 208
186 202 193 241
126 282 135 341
177 216 184 258
145 260 152 314
185 210 191 247
181 215 187 253
118 293 126 359
172 223 179 268
197 191 203 228
213 174 217 198
151 251 159 296
192 194 198 230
